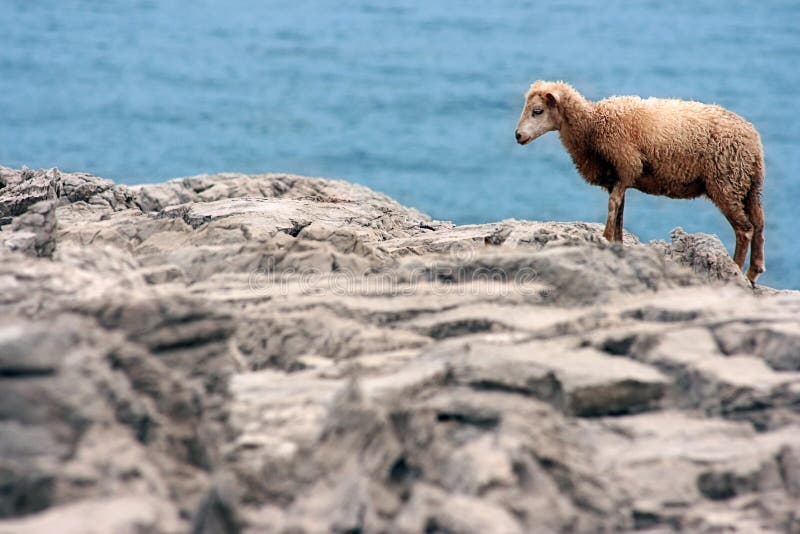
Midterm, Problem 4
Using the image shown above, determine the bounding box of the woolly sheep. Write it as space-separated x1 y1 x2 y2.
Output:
515 81 765 283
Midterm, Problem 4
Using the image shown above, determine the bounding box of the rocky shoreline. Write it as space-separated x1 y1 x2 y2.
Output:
1 167 799 533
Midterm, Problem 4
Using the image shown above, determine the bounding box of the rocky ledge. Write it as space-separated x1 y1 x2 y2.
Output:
1 167 799 534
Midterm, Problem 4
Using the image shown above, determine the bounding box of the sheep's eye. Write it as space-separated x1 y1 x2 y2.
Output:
532 109 544 116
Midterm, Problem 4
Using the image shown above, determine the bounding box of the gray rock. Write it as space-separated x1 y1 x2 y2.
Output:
434 338 669 416
0 321 67 377
652 227 748 286
0 168 59 226
1 167 798 533
713 320 800 372
3 200 57 257
0 496 183 534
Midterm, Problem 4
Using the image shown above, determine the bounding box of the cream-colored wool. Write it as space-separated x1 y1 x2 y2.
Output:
515 81 765 283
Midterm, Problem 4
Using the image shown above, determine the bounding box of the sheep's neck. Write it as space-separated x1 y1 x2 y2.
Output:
558 101 597 167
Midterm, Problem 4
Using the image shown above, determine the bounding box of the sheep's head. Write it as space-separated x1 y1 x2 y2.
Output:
515 81 563 145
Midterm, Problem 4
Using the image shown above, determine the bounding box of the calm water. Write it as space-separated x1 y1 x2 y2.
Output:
2 1 798 287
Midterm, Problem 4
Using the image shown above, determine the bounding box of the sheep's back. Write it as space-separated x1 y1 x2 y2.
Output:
594 96 761 179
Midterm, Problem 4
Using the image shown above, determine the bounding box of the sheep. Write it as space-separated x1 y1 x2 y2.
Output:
515 81 766 284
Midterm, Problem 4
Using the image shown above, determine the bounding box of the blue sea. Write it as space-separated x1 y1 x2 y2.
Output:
2 1 798 288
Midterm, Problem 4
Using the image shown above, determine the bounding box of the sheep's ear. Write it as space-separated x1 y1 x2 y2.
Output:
545 92 559 108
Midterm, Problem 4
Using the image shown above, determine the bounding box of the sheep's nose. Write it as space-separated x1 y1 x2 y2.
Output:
515 130 522 142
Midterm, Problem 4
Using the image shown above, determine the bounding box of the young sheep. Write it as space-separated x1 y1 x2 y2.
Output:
515 81 766 283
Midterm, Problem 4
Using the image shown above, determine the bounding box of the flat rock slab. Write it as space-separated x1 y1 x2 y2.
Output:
435 339 669 416
588 412 800 529
0 496 182 534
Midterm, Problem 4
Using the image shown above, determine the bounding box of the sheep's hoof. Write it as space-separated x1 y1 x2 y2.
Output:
746 265 765 285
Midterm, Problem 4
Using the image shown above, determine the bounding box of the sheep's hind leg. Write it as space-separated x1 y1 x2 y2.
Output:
718 202 753 271
745 186 765 283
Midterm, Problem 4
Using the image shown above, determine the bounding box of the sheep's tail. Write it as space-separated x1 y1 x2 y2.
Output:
744 161 765 282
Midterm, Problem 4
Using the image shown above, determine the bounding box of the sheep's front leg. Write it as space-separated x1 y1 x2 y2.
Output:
603 151 640 242
613 194 625 241
603 184 627 242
